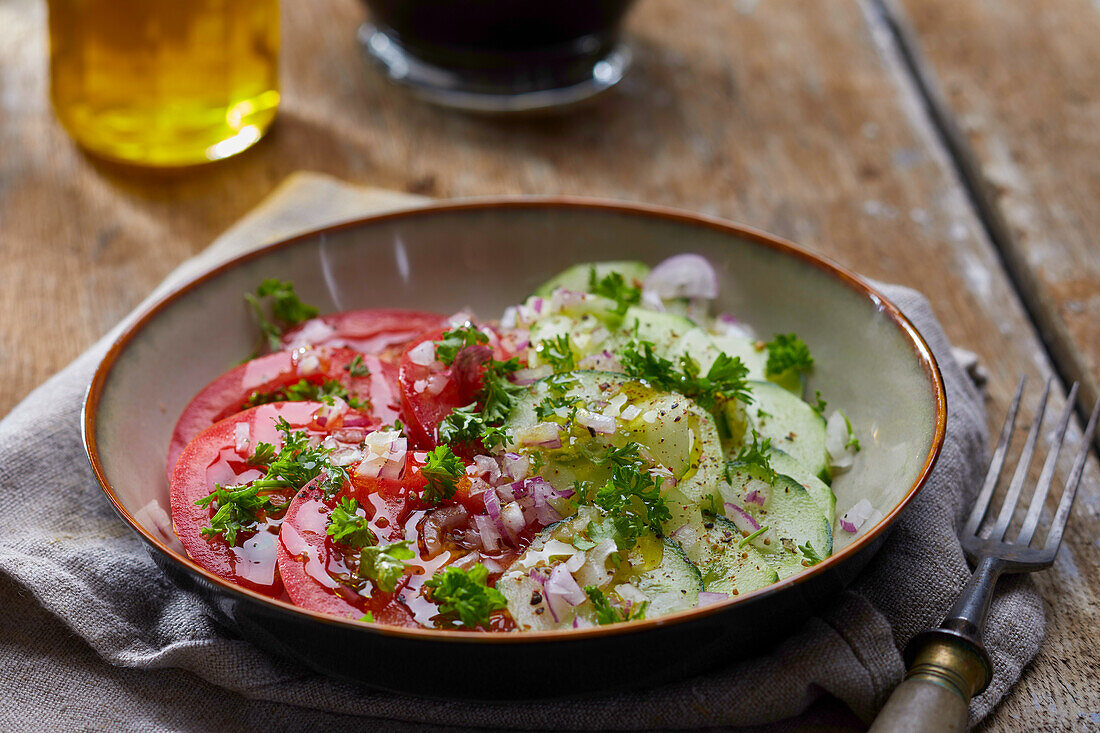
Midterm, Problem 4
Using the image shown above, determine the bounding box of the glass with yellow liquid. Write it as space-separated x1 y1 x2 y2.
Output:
48 0 280 167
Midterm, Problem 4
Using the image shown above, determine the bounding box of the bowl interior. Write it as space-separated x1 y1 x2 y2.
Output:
90 201 941 613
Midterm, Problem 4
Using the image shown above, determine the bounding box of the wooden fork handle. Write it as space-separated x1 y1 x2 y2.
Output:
868 632 991 733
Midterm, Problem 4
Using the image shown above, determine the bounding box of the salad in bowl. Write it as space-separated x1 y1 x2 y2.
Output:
167 256 870 632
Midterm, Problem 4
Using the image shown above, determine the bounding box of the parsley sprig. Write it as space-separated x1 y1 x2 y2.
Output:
764 334 814 379
196 419 347 545
590 463 670 544
244 378 367 411
326 497 377 549
584 585 647 625
728 429 776 483
420 445 465 504
359 540 415 593
245 279 319 352
619 340 752 411
588 268 641 316
537 334 576 372
433 325 489 366
438 357 525 450
194 484 289 546
424 564 507 629
344 355 370 378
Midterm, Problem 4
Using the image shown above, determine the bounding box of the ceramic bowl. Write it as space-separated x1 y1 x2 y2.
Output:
84 198 945 698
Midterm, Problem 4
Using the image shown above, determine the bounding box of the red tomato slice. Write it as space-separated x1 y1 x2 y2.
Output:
170 401 367 599
397 326 523 450
277 454 503 627
281 309 448 358
166 346 398 479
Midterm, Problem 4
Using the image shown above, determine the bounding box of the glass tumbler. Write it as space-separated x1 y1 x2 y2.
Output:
48 0 280 167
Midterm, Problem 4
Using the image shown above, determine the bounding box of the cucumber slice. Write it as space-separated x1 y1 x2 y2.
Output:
741 380 828 479
769 449 836 524
672 511 778 596
724 467 832 579
498 520 701 631
533 261 650 298
709 333 767 381
504 370 724 502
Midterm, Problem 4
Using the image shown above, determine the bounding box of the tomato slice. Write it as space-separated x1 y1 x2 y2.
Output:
170 401 368 599
166 346 398 479
397 326 524 450
277 454 507 627
281 309 448 358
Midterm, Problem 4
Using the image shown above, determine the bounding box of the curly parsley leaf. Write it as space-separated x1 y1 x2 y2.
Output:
765 333 814 379
591 464 670 543
358 540 415 593
537 334 576 372
421 445 464 504
728 429 776 483
619 340 752 410
198 421 350 545
584 585 647 625
244 378 367 411
433 325 489 366
588 441 644 469
424 564 507 629
588 268 641 316
438 357 525 451
344 355 370 378
195 484 289 547
245 279 319 352
326 497 376 549
811 390 827 416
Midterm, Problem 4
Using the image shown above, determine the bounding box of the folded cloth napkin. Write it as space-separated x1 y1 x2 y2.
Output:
0 173 1044 731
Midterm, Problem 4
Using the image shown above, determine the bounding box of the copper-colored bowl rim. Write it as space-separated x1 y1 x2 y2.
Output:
83 196 947 644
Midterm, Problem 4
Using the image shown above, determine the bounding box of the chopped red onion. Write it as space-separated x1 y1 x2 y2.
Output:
342 414 373 428
745 488 767 506
473 454 502 483
572 615 592 629
513 365 552 385
452 344 493 388
645 253 719 300
725 503 760 533
483 486 502 519
234 422 250 455
515 422 562 449
501 453 530 481
839 498 874 534
697 591 729 606
500 502 526 543
576 409 617 435
546 564 587 623
407 340 437 366
473 514 502 552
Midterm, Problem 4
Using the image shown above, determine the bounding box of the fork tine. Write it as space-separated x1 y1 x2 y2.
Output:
1016 382 1078 545
989 376 1052 541
965 376 1026 537
1043 397 1100 555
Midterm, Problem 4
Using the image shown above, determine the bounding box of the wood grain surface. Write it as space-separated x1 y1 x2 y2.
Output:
0 0 1097 729
886 0 1100 453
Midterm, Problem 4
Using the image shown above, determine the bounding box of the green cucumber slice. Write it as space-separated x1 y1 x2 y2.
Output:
672 510 779 596
741 380 828 479
533 261 650 298
725 467 832 579
498 520 701 631
769 449 836 524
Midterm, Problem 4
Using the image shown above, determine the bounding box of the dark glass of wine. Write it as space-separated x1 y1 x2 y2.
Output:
359 0 638 112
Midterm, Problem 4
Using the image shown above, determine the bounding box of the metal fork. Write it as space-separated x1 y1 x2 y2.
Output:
870 376 1100 733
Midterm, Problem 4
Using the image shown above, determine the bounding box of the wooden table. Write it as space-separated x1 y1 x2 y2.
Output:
2 0 1097 728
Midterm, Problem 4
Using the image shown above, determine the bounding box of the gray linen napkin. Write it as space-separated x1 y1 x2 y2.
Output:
0 174 1043 731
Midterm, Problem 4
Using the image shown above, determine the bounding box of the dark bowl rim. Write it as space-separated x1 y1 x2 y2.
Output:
82 195 947 644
